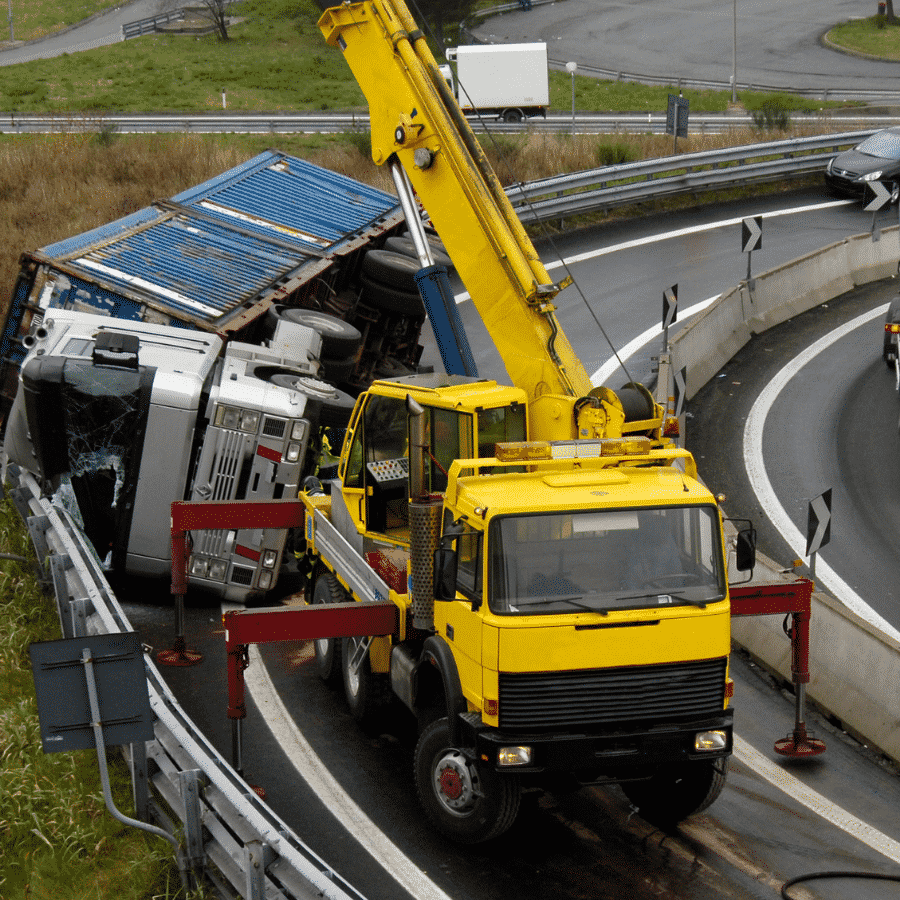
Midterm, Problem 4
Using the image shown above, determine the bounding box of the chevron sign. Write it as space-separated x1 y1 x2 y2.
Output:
805 489 832 557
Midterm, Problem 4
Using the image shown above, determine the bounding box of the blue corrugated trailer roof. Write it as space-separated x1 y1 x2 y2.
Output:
35 150 402 328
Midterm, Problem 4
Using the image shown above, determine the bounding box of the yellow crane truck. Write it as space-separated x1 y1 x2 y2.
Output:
295 0 756 843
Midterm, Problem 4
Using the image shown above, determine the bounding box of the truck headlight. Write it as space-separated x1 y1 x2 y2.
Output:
209 559 227 581
286 442 302 462
291 420 308 442
498 746 532 767
258 570 273 591
694 730 728 752
215 405 260 433
189 556 209 577
262 549 278 569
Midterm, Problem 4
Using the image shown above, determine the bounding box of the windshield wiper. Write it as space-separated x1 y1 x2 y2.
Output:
617 591 717 609
515 595 608 614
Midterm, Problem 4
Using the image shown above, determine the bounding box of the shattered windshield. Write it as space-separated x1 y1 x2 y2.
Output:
487 505 726 615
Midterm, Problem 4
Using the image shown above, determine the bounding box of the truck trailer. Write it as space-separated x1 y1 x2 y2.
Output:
439 43 549 122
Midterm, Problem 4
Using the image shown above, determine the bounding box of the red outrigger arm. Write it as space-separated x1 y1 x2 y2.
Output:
731 578 825 757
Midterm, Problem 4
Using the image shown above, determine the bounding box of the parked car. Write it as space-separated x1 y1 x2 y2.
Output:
825 128 900 199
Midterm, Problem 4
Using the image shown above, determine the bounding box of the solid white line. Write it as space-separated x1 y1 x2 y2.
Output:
734 736 900 864
453 199 855 305
244 644 456 900
742 303 900 643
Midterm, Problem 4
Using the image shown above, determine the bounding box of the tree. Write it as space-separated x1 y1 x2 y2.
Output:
196 0 231 41
406 0 479 51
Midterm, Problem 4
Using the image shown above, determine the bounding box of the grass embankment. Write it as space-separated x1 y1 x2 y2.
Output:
0 498 188 899
827 14 900 60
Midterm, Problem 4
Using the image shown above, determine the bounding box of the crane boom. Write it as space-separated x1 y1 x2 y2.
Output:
319 0 594 405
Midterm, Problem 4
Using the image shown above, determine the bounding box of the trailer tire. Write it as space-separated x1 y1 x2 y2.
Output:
360 275 426 317
266 306 362 358
620 758 728 827
384 236 454 270
414 717 521 844
341 635 393 727
312 573 346 685
362 249 421 292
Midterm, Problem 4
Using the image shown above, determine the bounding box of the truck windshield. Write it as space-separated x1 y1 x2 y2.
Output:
487 506 726 615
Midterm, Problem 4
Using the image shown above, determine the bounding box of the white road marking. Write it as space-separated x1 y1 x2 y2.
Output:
734 736 900 864
742 302 900 643
244 644 455 900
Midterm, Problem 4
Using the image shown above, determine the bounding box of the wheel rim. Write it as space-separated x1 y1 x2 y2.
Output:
432 750 479 816
345 635 365 697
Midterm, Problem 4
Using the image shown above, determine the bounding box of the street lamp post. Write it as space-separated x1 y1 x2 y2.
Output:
731 0 737 104
565 61 577 135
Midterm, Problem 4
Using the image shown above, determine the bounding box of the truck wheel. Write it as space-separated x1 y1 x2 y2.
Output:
360 275 426 317
620 759 728 828
266 306 362 358
362 249 421 292
501 108 524 123
341 635 393 727
312 573 346 685
414 717 521 844
384 235 454 270
263 371 356 427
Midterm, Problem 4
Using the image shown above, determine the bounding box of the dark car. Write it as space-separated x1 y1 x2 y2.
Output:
825 127 900 199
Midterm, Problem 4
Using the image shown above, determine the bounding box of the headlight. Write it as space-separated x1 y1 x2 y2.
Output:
209 559 228 580
258 570 274 591
262 549 278 569
497 746 532 767
286 442 301 463
189 556 209 577
215 405 260 433
862 170 884 182
291 420 308 442
694 730 728 752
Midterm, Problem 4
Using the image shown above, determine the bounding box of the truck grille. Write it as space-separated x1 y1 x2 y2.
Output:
211 429 246 500
498 657 726 731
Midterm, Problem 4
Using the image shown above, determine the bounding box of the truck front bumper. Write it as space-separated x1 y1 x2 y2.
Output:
462 710 734 777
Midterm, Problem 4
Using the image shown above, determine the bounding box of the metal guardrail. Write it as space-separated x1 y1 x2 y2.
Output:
0 130 877 898
122 9 186 40
5 462 369 900
504 131 874 222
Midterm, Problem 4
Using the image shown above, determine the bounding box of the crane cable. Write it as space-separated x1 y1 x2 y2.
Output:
405 0 637 389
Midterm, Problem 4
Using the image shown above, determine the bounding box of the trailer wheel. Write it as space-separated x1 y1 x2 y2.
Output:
341 635 393 727
620 759 728 827
501 108 524 123
360 275 426 317
414 717 521 844
362 249 422 292
266 306 362 358
312 573 346 685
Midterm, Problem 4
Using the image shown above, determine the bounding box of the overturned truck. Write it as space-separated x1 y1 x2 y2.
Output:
0 151 439 600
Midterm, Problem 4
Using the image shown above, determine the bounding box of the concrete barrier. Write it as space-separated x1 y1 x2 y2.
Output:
670 225 900 764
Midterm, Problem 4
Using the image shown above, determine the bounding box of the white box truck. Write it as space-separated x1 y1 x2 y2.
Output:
440 43 549 122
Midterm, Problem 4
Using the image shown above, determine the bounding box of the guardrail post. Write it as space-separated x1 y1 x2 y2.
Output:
178 769 206 879
244 840 276 900
129 740 150 823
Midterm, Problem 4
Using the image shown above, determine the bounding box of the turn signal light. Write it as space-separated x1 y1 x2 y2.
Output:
886 322 900 333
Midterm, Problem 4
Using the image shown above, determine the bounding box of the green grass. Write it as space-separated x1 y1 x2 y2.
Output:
1 0 121 44
0 497 191 899
827 14 900 60
0 0 848 115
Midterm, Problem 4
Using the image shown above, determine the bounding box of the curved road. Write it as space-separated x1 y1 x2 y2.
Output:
473 0 900 94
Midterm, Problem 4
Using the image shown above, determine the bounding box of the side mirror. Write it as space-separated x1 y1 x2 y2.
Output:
735 526 756 573
433 545 458 601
